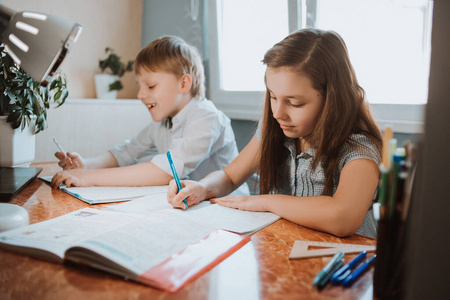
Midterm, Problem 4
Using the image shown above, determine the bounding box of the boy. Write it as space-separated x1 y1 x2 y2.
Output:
52 36 249 195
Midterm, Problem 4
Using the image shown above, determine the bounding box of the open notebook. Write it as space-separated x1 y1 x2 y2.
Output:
39 176 167 204
0 167 43 202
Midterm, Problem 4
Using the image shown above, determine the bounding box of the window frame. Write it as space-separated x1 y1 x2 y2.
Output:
207 0 428 134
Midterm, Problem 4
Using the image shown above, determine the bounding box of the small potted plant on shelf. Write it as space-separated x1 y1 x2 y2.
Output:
0 45 69 167
95 47 134 99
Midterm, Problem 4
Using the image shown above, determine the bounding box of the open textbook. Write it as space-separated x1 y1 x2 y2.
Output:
39 176 167 204
0 208 250 292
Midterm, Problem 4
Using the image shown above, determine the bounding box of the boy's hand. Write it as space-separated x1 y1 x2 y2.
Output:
55 152 86 170
51 170 88 188
167 180 207 209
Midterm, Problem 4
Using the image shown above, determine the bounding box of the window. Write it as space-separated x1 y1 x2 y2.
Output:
207 0 433 133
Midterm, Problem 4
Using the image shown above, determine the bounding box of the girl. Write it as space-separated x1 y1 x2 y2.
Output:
168 29 382 238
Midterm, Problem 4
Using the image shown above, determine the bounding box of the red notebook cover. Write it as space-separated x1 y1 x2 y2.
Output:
137 229 251 292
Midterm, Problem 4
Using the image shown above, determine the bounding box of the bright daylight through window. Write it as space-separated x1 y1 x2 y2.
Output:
210 0 433 126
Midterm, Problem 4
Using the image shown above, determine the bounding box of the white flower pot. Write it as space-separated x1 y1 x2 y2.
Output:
0 116 36 167
95 74 119 99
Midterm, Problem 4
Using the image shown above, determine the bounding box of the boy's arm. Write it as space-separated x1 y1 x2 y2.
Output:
55 151 119 170
83 151 119 169
51 162 173 187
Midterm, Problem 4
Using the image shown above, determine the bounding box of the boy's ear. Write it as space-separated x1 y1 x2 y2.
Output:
180 74 192 94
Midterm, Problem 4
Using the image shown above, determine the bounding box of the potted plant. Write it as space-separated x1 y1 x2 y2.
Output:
0 45 69 167
95 47 134 99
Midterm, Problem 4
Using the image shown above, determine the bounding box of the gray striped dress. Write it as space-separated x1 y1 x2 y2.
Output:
258 126 381 237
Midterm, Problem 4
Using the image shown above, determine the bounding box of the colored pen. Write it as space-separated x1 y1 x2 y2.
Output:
312 251 345 286
342 255 376 287
330 251 368 284
381 127 393 168
377 164 389 219
166 151 188 209
317 259 344 290
388 159 399 220
53 138 66 154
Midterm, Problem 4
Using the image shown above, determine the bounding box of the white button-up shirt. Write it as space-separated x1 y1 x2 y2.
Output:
110 98 249 195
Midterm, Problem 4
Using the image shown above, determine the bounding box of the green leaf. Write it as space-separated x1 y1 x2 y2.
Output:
54 91 62 101
49 79 56 90
6 90 15 101
109 80 123 91
1 47 69 134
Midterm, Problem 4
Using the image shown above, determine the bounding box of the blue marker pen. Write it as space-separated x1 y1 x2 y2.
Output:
342 255 376 287
166 151 188 209
330 251 368 284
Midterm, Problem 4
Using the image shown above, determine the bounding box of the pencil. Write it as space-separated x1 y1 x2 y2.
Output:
382 127 393 168
53 138 66 155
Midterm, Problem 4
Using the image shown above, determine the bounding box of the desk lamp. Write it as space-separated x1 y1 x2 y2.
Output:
0 5 81 228
0 5 82 86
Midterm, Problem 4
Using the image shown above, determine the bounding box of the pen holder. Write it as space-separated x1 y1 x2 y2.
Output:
373 212 406 299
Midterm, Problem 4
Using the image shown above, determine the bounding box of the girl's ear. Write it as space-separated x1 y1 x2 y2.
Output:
180 74 192 94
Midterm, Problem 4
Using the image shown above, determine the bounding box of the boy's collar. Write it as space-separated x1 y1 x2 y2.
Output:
165 117 173 130
170 97 204 125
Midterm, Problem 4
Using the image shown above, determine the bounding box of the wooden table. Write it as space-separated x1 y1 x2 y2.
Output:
0 163 376 300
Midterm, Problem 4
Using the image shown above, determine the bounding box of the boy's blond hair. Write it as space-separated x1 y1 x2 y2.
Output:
135 36 205 99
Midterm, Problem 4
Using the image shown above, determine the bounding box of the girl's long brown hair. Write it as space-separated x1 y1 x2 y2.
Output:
259 29 382 196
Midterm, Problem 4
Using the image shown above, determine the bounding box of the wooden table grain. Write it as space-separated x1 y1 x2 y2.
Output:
0 162 375 300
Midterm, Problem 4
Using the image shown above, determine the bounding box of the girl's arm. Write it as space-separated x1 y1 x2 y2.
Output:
213 158 379 237
51 162 173 187
168 135 261 208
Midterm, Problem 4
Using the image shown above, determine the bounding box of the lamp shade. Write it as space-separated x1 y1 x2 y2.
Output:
0 5 82 86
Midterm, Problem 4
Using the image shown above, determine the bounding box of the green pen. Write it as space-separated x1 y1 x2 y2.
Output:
378 164 389 219
312 251 345 286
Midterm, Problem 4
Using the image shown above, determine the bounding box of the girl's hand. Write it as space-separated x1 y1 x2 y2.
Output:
51 170 88 188
55 152 86 170
210 195 268 212
167 180 208 209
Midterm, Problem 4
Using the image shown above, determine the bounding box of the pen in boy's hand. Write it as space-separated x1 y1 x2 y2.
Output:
166 150 188 209
53 138 66 156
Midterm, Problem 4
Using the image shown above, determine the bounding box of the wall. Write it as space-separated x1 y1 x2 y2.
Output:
3 0 142 99
142 0 204 54
34 100 150 163
141 0 209 95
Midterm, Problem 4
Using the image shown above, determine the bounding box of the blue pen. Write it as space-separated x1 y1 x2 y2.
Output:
330 251 368 284
166 151 188 209
342 255 376 287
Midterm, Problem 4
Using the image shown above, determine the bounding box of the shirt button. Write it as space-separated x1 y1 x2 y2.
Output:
291 167 295 174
